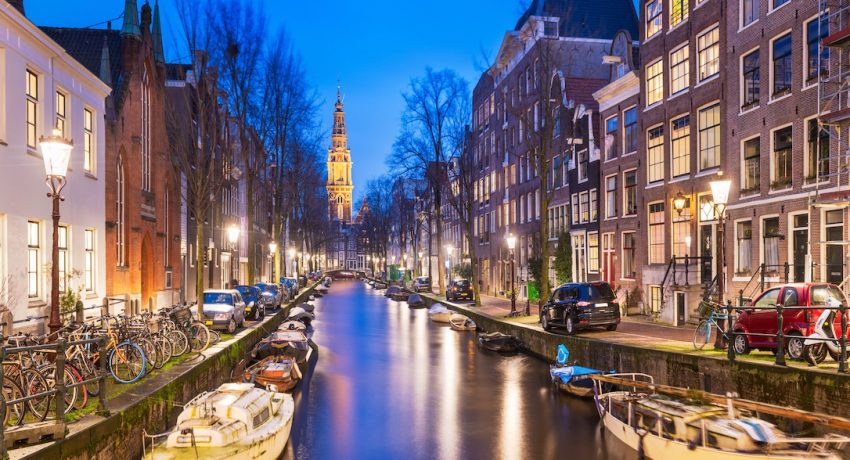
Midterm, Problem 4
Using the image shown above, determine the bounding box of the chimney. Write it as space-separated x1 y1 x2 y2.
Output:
7 0 24 16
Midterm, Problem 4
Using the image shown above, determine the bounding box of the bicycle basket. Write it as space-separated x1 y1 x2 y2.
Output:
170 306 193 323
146 318 162 334
697 301 716 319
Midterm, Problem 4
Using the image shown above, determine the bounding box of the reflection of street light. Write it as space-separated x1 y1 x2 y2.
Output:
506 233 517 315
684 236 692 256
710 177 732 352
41 128 73 334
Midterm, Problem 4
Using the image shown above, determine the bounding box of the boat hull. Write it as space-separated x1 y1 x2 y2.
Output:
429 312 451 323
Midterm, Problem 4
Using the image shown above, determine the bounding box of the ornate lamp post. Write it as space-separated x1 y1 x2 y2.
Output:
445 244 454 283
41 128 73 335
506 233 517 315
710 177 732 350
672 191 687 217
287 247 295 277
227 224 240 287
268 241 278 284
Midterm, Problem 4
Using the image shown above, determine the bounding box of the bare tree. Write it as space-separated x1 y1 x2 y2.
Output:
445 124 481 304
389 68 469 294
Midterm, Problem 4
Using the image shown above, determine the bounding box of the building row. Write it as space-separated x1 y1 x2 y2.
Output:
453 0 850 325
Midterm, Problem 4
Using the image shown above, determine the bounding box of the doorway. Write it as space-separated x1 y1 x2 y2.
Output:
791 214 808 282
699 225 714 285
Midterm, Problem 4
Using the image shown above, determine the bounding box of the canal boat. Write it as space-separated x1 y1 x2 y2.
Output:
243 355 302 392
286 306 314 326
279 320 307 332
548 344 611 398
143 383 294 460
591 373 850 460
428 304 452 323
253 330 310 364
478 331 519 353
386 285 409 301
406 293 426 308
449 313 476 331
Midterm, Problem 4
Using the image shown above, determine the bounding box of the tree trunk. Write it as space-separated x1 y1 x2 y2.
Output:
195 216 205 318
434 184 445 294
246 167 255 283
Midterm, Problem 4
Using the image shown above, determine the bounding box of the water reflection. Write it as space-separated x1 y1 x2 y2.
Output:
284 281 635 460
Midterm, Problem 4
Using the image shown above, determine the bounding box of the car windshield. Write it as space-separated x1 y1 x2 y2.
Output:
417 277 430 284
582 283 615 302
810 285 847 306
455 280 470 288
203 293 234 305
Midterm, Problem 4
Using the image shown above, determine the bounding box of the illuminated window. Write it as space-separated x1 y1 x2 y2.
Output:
26 70 38 149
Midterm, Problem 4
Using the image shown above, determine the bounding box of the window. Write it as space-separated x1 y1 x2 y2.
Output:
698 104 720 170
647 125 665 183
27 221 40 298
825 210 844 283
772 33 792 96
742 0 759 27
578 149 589 181
762 217 780 269
649 286 663 313
622 232 636 278
772 0 788 10
605 116 619 159
84 229 95 292
670 0 688 27
670 44 690 94
671 198 692 257
697 26 719 81
142 70 151 192
742 50 760 108
806 15 829 82
646 0 662 38
623 170 637 215
772 126 792 188
624 107 638 153
26 70 38 149
606 175 617 218
671 115 690 177
552 155 562 189
699 194 718 222
58 225 69 292
571 193 579 224
648 202 666 264
580 191 590 223
573 234 587 282
736 221 752 273
116 157 126 266
55 91 66 137
83 108 94 172
646 60 664 106
590 189 598 222
588 232 599 273
742 137 760 192
807 119 829 182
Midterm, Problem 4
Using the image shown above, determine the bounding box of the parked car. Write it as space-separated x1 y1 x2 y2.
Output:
235 285 265 321
446 279 473 302
201 289 247 333
540 282 620 335
412 276 432 293
732 283 850 359
256 282 282 310
281 277 298 299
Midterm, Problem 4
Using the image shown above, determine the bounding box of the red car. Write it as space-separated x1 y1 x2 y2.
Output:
732 283 850 359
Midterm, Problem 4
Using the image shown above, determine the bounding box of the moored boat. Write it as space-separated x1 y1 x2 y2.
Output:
478 331 519 353
243 355 302 392
591 373 850 460
428 303 451 323
279 320 307 332
253 330 310 364
406 293 426 308
548 344 611 398
143 383 294 460
449 313 476 331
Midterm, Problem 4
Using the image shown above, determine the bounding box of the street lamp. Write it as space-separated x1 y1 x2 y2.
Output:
710 177 732 351
41 128 73 335
673 191 687 217
226 224 240 287
287 247 295 277
445 244 454 282
268 241 278 284
506 233 517 315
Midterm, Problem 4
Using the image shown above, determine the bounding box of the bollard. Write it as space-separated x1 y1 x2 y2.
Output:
783 262 789 283
96 335 110 417
775 303 786 366
55 339 67 422
0 334 7 460
75 300 84 324
840 303 848 374
727 302 736 363
684 255 689 286
760 264 766 292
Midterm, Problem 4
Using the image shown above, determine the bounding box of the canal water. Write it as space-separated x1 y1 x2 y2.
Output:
283 280 636 460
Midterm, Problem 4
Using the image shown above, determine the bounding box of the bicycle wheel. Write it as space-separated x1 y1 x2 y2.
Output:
65 363 88 411
189 322 211 352
208 329 221 345
153 335 173 369
72 357 99 397
3 376 25 427
167 330 189 356
40 364 78 416
22 367 51 422
693 320 713 350
108 342 147 384
137 337 159 375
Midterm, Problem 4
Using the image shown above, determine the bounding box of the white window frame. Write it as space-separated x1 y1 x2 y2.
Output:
740 134 761 194
769 29 793 99
697 101 721 171
623 169 638 216
740 46 761 110
696 24 720 82
645 59 664 106
669 42 690 95
623 106 638 155
769 122 794 189
605 174 617 219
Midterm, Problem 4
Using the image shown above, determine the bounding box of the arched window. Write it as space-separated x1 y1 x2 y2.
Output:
117 156 126 266
141 69 151 192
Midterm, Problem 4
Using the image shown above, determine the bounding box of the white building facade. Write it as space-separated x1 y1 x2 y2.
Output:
0 4 110 330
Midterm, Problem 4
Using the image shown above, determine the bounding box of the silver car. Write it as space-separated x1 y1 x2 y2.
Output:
201 289 246 333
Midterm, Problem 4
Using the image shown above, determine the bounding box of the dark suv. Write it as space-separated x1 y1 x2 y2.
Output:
540 282 620 335
446 279 473 302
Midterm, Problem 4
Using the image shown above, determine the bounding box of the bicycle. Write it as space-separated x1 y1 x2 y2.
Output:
693 301 732 350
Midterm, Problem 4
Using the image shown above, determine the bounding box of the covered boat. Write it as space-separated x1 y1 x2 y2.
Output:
243 356 302 392
286 306 314 326
449 313 476 331
253 330 310 364
428 304 451 323
143 383 294 460
591 373 849 460
548 344 611 398
279 320 306 332
406 293 426 308
315 284 329 293
478 332 519 353
386 285 408 301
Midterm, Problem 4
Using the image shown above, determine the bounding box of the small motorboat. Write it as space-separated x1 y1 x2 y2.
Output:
428 304 451 323
549 344 611 398
287 306 315 326
374 282 387 290
315 284 329 293
300 303 316 313
478 331 519 353
406 293 426 308
143 383 294 460
253 330 310 364
279 320 307 332
243 355 302 392
449 313 476 331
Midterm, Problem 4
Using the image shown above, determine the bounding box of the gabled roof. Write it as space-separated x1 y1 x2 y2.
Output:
514 0 638 40
39 27 123 87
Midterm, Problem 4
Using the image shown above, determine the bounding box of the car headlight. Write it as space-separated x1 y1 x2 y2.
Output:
214 313 230 320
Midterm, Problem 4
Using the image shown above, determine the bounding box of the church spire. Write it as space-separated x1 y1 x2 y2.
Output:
327 84 353 223
152 0 165 62
121 0 141 37
335 80 343 112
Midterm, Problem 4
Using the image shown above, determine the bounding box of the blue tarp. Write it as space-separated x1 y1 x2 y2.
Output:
550 365 602 384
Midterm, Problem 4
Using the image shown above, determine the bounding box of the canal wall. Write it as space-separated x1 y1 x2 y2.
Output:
415 292 850 419
21 283 320 460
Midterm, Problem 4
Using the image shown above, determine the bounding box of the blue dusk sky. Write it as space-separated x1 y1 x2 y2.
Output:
27 0 526 201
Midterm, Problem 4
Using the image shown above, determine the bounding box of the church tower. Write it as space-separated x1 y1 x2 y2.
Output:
327 84 353 223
